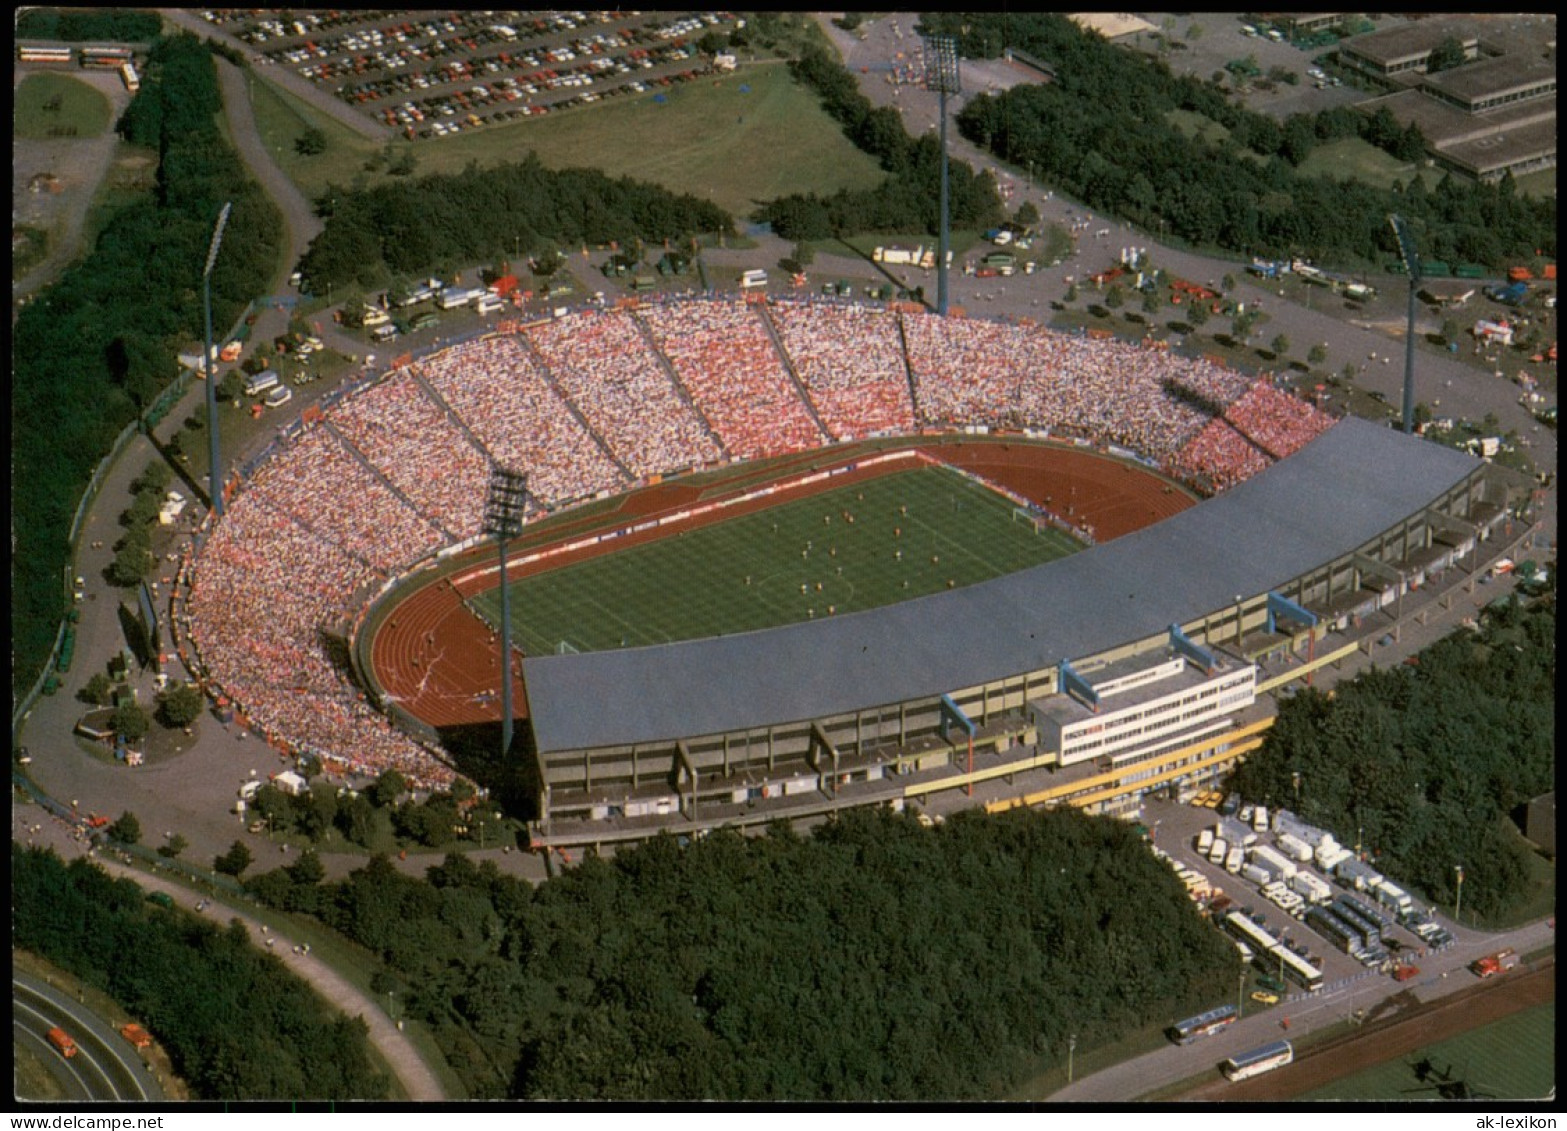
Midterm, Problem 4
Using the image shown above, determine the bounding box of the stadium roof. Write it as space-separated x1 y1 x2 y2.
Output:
523 419 1480 754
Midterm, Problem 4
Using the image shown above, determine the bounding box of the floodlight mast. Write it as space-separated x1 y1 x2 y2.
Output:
483 467 528 758
924 34 961 316
203 202 232 517
1388 214 1423 435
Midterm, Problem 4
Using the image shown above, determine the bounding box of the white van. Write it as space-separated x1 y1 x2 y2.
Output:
740 268 768 289
475 293 505 315
264 385 293 408
371 323 399 343
243 370 280 397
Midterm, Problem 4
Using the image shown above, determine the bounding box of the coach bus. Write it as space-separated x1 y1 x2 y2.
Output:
18 45 74 64
1168 1003 1238 1045
80 45 134 68
120 62 139 92
1222 1039 1293 1082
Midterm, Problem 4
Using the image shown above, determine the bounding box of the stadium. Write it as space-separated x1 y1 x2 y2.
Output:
175 296 1502 846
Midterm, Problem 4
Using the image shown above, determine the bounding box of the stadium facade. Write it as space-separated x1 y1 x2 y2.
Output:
521 417 1498 843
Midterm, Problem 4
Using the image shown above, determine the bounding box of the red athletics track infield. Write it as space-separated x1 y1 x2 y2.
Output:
368 439 1197 730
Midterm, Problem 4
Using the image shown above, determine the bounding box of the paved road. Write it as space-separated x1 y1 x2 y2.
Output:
1050 916 1555 1102
14 970 163 1102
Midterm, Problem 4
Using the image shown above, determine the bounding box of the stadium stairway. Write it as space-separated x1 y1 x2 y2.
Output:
757 303 835 444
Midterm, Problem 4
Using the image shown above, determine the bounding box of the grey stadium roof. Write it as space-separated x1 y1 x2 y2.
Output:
523 418 1479 754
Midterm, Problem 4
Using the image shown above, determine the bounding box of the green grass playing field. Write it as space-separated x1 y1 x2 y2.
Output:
470 466 1081 655
1299 1001 1554 1101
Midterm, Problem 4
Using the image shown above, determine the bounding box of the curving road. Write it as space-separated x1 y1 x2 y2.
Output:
14 971 162 1103
93 852 444 1101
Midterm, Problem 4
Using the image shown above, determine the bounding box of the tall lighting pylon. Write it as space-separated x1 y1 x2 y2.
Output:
203 202 232 517
924 34 961 316
483 466 528 758
1388 214 1423 435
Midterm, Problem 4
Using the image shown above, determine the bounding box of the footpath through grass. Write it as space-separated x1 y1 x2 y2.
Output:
473 465 1080 654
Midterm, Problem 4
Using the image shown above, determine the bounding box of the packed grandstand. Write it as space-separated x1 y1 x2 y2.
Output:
178 297 1336 789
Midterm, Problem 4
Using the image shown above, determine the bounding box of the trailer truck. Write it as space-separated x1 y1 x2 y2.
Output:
48 1027 78 1058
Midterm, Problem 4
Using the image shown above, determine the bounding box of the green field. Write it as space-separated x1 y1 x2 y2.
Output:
248 62 886 219
1301 1002 1554 1101
1294 137 1420 189
472 465 1081 654
14 72 113 138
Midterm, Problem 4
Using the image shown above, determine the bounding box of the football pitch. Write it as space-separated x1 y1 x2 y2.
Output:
470 465 1082 655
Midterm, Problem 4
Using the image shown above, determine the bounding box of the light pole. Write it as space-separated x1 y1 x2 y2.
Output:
484 467 528 760
203 202 233 518
1238 970 1247 1018
1453 864 1464 925
923 34 960 316
1067 1033 1077 1084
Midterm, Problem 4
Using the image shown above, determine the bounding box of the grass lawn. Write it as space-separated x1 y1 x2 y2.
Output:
1300 1002 1555 1101
472 464 1081 654
1295 137 1419 189
249 62 886 220
14 72 113 138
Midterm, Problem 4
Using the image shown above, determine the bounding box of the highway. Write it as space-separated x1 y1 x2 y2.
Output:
13 970 163 1103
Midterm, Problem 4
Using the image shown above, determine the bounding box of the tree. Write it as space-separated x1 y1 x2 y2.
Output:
107 811 142 845
1014 200 1040 229
1104 284 1125 309
215 840 254 877
159 682 206 728
157 833 188 859
791 241 815 268
218 370 246 402
1440 318 1460 345
1064 282 1079 303
1270 333 1291 358
1307 343 1328 365
294 126 327 156
1221 274 1236 292
79 671 114 706
1426 37 1468 74
1187 301 1209 327
1141 288 1161 316
109 543 154 587
112 701 151 743
288 848 326 886
369 769 407 808
387 149 418 177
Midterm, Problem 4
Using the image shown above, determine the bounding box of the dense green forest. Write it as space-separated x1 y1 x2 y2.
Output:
12 33 280 698
13 846 388 1099
1230 591 1554 919
296 157 733 292
247 807 1237 1100
17 7 162 41
755 45 1005 240
924 13 1554 269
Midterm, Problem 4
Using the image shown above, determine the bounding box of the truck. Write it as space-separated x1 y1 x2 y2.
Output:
1276 833 1314 863
1290 871 1333 904
1391 963 1420 982
147 891 175 909
1372 880 1413 918
47 1027 78 1058
1469 948 1518 978
1249 844 1297 881
1485 281 1529 306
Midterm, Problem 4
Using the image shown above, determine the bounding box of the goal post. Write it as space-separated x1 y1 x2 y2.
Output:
1012 505 1048 534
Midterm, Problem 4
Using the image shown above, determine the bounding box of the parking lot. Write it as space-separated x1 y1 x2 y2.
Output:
1143 795 1454 1005
197 9 739 140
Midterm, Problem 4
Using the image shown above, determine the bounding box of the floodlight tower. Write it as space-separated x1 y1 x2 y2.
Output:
924 34 961 316
1388 214 1423 435
483 466 528 758
203 202 232 517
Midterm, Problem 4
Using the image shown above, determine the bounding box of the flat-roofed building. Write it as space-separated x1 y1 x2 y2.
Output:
1340 18 1479 78
1421 55 1556 112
